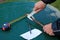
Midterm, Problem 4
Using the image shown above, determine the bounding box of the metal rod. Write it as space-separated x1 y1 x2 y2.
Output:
31 17 44 27
25 21 32 34
9 14 27 24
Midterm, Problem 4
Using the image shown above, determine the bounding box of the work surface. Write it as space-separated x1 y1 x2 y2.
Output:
0 2 60 40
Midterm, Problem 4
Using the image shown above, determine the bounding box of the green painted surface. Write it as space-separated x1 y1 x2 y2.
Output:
0 0 60 10
0 2 60 40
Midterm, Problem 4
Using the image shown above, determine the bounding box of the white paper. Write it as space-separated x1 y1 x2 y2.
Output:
20 29 42 40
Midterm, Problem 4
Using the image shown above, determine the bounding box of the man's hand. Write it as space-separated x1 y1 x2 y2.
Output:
43 23 55 36
33 1 46 13
27 1 46 21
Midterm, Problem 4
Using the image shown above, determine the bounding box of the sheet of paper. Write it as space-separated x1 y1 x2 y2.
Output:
20 29 42 40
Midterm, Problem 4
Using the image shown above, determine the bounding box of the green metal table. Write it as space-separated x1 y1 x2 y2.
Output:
0 2 60 40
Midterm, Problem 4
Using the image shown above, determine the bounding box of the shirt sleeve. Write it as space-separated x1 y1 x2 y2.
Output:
41 0 56 4
52 18 60 36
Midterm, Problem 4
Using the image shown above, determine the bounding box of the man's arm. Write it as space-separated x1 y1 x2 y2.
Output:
33 0 56 13
43 19 60 36
27 0 56 21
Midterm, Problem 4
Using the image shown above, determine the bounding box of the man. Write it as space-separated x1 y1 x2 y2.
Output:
27 0 60 36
